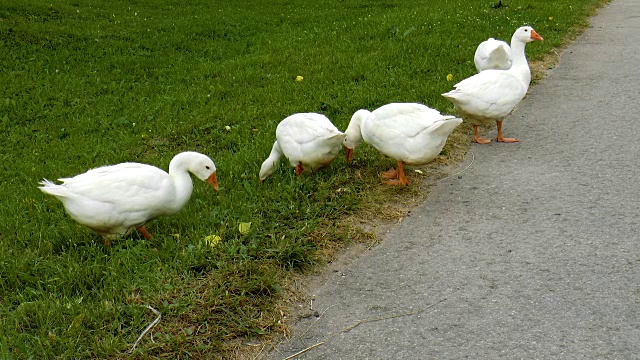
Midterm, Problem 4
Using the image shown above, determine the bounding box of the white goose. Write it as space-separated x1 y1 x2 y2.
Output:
39 151 219 245
259 113 345 181
474 37 512 72
443 26 543 144
343 103 462 186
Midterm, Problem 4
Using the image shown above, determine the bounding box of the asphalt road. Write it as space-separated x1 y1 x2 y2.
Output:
272 1 640 358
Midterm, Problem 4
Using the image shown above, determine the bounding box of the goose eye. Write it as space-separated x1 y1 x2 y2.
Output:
524 29 528 32
205 166 211 170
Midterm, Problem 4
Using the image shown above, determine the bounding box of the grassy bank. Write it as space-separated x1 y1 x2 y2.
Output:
0 0 608 357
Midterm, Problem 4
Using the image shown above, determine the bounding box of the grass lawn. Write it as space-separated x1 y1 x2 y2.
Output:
0 0 608 358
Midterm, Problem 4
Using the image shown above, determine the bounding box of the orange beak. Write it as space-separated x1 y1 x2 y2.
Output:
344 144 354 163
207 172 219 191
531 29 544 41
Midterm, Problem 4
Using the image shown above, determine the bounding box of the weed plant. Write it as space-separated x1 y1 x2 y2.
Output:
0 0 608 357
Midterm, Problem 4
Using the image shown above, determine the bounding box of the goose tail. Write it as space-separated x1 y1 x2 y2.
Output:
38 179 68 197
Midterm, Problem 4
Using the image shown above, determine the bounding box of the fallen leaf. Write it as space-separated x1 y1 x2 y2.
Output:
204 235 222 247
238 222 252 235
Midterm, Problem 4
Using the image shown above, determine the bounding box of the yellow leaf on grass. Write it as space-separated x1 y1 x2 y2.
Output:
446 73 453 82
204 235 222 247
238 222 252 235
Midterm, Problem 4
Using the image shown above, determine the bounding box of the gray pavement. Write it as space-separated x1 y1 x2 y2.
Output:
272 1 640 358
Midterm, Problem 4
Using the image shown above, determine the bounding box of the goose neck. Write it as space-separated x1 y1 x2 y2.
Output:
509 38 531 86
345 110 369 148
168 155 195 212
509 38 528 67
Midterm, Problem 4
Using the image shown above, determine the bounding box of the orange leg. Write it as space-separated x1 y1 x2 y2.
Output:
384 161 409 186
137 225 153 240
295 163 304 176
381 167 398 179
473 125 491 144
496 121 518 143
104 239 111 247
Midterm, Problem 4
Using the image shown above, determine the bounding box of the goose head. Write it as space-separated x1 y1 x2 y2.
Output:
171 151 219 190
513 26 544 44
343 109 370 162
258 161 274 183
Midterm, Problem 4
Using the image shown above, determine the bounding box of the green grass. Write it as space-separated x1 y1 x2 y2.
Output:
1 0 608 358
